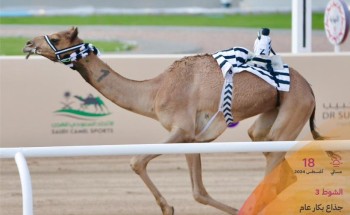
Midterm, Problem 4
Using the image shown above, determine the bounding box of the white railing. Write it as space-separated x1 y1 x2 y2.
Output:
1 140 349 215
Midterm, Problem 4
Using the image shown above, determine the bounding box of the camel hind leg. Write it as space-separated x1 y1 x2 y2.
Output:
263 94 315 174
247 95 314 175
247 109 285 177
248 109 279 142
245 96 313 213
254 68 316 174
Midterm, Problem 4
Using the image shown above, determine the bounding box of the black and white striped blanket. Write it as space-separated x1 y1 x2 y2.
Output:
213 47 290 92
207 47 290 128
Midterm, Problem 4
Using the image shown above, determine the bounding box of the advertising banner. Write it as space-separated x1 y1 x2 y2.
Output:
0 54 349 147
1 54 350 215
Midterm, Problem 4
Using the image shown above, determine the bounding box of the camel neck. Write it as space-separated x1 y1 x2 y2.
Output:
74 54 159 119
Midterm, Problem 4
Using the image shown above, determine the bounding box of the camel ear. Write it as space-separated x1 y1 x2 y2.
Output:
69 26 79 41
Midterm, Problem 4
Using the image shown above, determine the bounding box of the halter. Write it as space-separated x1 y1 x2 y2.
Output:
44 35 100 69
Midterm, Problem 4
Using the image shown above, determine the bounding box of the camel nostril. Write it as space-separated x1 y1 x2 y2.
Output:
26 41 33 46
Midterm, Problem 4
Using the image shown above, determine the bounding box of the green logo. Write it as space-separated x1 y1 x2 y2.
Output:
55 91 111 120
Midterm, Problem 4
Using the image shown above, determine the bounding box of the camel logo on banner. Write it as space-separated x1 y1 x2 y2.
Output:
51 91 114 135
55 91 111 119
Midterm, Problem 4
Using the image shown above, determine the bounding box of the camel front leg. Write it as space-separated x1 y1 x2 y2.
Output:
130 127 192 215
130 154 174 215
185 154 239 215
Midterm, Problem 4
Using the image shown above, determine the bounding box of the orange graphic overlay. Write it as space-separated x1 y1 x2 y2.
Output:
239 140 350 215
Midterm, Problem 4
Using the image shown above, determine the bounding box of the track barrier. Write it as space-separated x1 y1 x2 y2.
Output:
1 140 350 215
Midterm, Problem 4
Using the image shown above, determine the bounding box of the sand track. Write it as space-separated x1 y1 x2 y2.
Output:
0 153 265 215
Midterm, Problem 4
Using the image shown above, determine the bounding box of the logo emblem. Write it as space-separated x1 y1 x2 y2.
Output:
55 91 110 119
324 0 350 45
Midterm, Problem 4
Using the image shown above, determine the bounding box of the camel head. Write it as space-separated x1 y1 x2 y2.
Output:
23 27 83 62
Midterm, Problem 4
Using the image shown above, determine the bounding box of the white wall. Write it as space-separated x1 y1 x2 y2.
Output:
1 54 349 147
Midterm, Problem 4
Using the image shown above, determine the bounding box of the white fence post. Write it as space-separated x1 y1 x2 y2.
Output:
292 0 312 53
15 152 33 215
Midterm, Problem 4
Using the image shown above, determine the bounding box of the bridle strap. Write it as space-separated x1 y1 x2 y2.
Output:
44 35 84 61
44 35 100 70
55 44 85 55
44 35 57 51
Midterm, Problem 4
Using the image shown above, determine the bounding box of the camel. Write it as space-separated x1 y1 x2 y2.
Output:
74 94 108 112
23 27 324 215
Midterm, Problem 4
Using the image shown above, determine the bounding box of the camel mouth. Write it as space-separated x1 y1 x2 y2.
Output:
23 47 38 59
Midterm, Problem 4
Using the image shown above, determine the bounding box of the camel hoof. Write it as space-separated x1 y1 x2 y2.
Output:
232 208 239 215
162 206 174 215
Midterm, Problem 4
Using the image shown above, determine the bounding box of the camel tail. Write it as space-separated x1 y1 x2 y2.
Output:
307 80 326 140
309 106 325 140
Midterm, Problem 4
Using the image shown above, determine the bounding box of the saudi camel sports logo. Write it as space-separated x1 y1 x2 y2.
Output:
55 91 111 119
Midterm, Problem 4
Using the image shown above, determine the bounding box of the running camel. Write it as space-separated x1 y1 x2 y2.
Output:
23 27 327 215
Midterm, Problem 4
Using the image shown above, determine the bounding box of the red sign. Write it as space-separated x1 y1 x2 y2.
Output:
324 0 350 45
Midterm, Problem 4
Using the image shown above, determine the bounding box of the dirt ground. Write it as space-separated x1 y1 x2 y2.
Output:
0 153 265 215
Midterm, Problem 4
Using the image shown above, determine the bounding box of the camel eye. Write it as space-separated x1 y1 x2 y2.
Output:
51 38 59 45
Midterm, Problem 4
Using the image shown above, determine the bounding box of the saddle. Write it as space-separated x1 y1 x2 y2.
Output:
198 47 290 136
246 54 284 71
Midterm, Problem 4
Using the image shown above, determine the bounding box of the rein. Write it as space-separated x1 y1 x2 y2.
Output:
44 35 100 69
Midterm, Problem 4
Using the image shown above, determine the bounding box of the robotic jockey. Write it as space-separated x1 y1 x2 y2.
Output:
253 28 284 87
254 28 276 56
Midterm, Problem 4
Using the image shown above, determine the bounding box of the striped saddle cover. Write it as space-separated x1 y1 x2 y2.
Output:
213 47 290 92
212 47 290 126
